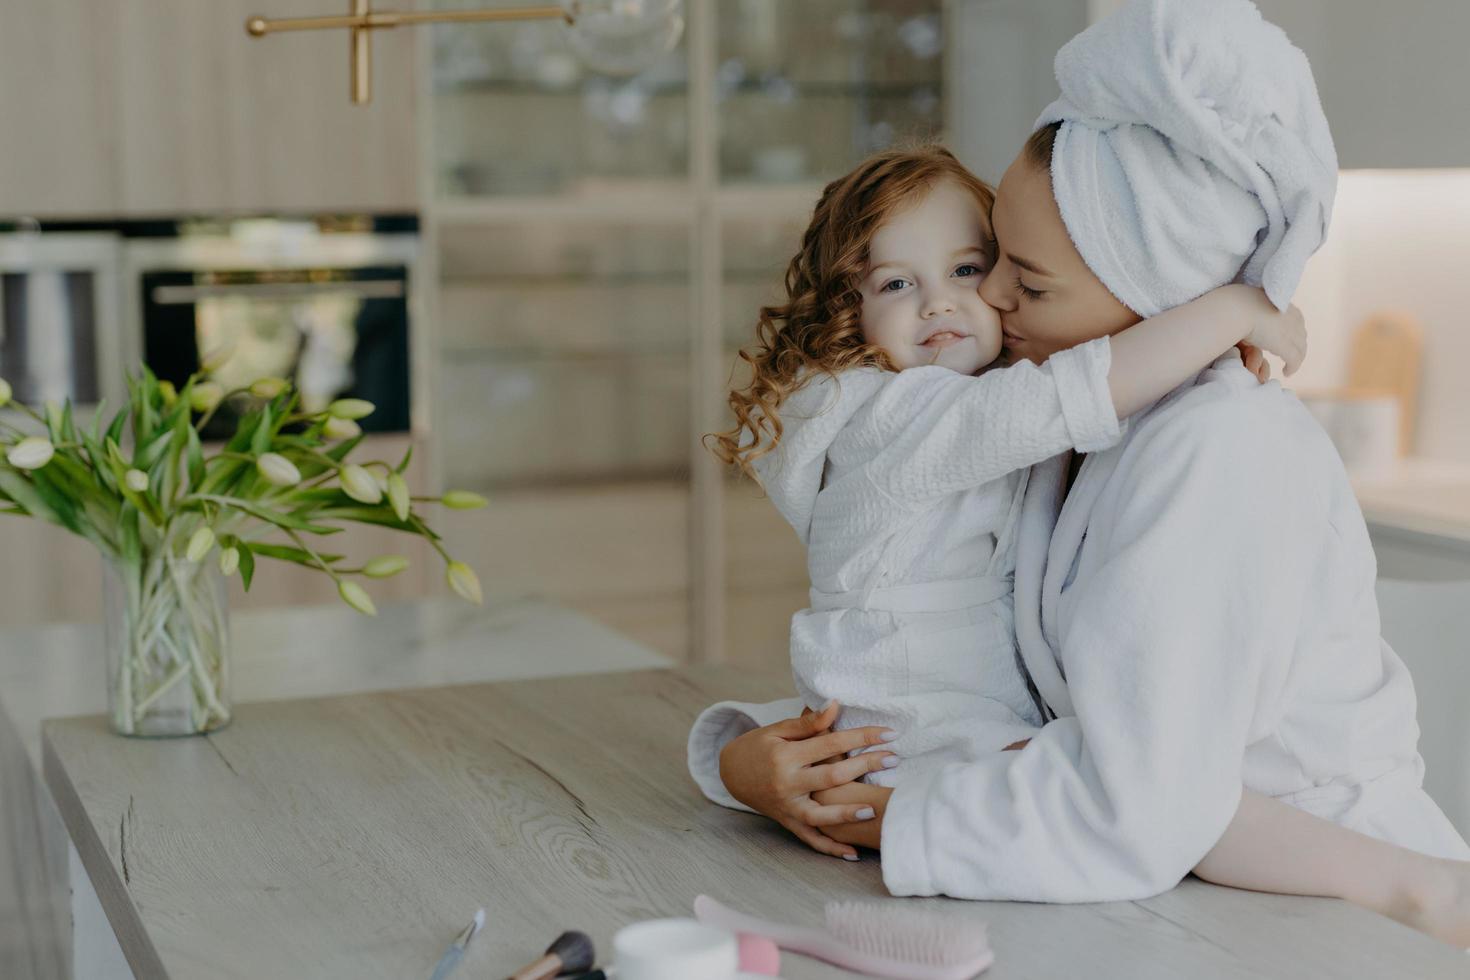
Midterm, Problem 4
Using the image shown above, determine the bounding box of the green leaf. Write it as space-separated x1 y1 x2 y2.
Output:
204 498 342 535
25 468 84 534
325 435 364 463
251 402 274 456
105 404 129 448
88 399 107 444
248 542 345 566
226 408 264 454
313 506 439 539
102 453 163 527
185 425 205 491
395 443 413 475
160 410 189 505
60 401 77 444
135 425 174 471
119 505 141 562
237 545 255 591
0 468 51 522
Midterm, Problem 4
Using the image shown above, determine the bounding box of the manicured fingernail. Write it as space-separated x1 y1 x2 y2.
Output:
879 730 898 742
855 807 876 820
842 853 860 862
881 756 900 769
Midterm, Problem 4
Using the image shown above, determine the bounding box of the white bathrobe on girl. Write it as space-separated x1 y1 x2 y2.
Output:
700 337 1121 791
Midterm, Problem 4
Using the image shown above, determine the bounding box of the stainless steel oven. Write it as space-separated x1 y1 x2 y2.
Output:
0 230 126 411
121 218 422 441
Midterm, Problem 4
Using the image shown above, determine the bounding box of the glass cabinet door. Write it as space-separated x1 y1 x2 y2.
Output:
431 1 689 199
427 0 949 664
428 4 695 660
714 0 945 669
716 0 945 188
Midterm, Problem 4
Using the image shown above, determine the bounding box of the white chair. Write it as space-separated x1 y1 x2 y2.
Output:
1375 577 1470 839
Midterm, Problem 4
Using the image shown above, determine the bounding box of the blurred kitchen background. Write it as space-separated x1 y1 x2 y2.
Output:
2 0 1468 674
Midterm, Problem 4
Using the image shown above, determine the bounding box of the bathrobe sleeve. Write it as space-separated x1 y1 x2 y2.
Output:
880 393 1327 901
865 337 1120 505
687 697 808 811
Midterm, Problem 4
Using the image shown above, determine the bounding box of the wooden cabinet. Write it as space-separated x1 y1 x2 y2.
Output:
0 1 418 217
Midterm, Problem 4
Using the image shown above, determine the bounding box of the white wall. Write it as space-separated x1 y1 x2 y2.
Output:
1288 170 1470 462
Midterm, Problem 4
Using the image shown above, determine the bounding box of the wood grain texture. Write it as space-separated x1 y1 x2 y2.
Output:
41 666 1470 979
0 594 668 978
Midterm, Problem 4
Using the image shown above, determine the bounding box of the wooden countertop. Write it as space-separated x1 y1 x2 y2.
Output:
40 666 1470 980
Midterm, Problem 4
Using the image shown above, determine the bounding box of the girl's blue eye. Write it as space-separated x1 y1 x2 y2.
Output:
954 264 983 278
879 278 910 293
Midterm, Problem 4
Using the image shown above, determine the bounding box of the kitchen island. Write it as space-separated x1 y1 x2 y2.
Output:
33 661 1470 979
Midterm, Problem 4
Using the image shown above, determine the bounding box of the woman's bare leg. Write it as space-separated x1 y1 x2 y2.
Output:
1194 789 1470 947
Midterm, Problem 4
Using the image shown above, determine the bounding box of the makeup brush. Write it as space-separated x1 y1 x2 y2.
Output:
506 930 594 980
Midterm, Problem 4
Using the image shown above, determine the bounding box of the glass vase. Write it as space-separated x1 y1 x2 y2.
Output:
102 551 232 737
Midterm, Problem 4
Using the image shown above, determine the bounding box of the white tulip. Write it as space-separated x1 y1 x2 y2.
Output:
327 398 374 421
157 380 178 407
200 342 236 374
249 377 289 399
124 469 150 493
219 547 240 577
322 416 361 441
339 580 377 616
441 490 488 510
387 473 411 521
6 437 54 470
256 452 302 487
0 377 10 407
363 555 409 578
340 464 382 504
190 382 225 413
446 561 483 606
186 527 215 562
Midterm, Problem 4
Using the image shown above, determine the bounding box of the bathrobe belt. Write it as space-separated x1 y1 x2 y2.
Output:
809 575 1013 614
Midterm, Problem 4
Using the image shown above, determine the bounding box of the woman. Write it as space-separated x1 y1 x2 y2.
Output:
688 0 1469 908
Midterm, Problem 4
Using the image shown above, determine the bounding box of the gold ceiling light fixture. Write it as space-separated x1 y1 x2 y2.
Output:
246 1 685 104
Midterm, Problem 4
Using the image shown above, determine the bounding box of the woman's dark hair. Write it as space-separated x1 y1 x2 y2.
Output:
1025 121 1062 171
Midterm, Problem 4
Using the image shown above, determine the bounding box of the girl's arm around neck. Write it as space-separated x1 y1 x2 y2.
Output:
1106 284 1305 419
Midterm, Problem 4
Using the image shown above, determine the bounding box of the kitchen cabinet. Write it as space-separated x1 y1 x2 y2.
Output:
0 0 418 217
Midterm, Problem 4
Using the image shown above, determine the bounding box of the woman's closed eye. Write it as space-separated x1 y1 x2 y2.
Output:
1013 274 1045 300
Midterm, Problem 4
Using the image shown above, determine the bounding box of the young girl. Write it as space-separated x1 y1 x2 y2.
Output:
703 145 1470 944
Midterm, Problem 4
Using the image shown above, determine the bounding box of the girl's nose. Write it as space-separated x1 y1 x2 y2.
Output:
921 289 957 319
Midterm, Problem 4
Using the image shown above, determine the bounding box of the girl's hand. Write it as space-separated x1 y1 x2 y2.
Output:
813 783 893 851
718 701 898 860
1240 296 1306 377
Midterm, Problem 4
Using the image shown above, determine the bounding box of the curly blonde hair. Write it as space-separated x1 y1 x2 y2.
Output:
709 145 996 478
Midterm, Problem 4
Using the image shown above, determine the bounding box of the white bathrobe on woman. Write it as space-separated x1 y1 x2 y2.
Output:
716 337 1120 790
688 351 1470 901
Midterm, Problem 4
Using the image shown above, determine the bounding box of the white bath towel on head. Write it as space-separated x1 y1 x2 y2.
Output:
1036 0 1338 317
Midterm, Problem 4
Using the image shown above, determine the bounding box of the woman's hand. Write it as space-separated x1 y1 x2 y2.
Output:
718 701 898 860
1237 342 1270 383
